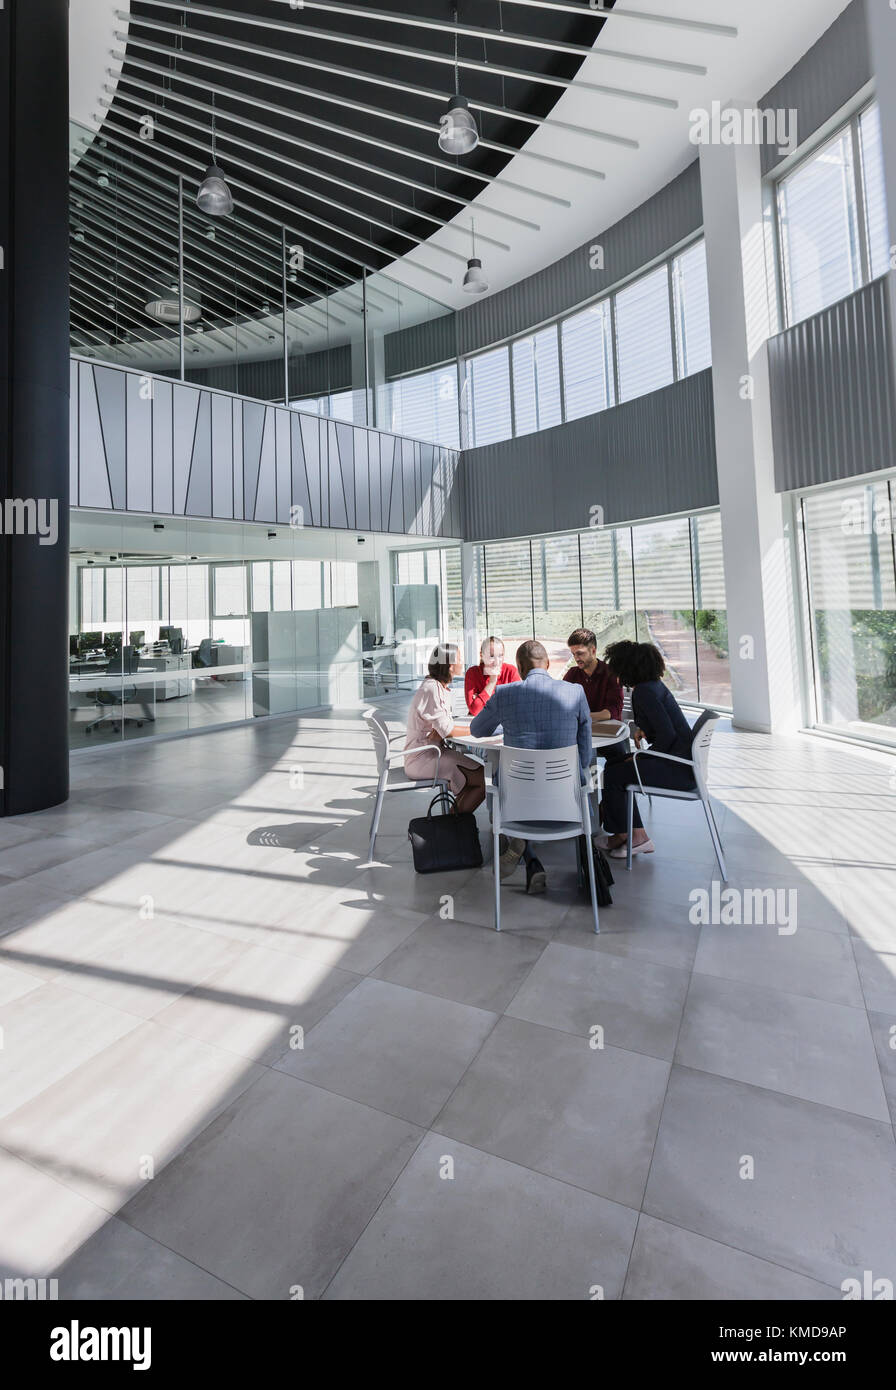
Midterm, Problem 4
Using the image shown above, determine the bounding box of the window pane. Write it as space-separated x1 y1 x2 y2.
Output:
802 483 896 741
673 240 712 377
104 566 125 625
690 512 731 708
251 561 271 612
615 264 675 403
512 326 562 436
466 346 512 447
80 567 105 627
579 526 637 649
292 560 321 610
381 366 460 449
330 561 358 607
561 300 614 421
214 565 247 617
272 559 292 611
483 539 532 643
859 104 890 281
531 534 582 674
631 518 699 703
778 128 862 325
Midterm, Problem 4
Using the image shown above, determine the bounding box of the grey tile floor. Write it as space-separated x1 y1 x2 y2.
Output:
0 703 894 1300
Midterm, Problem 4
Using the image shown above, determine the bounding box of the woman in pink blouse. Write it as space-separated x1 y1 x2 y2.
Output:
404 644 486 815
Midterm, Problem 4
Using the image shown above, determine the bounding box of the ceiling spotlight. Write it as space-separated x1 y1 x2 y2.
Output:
438 8 478 156
206 226 216 240
97 173 110 188
154 522 165 531
267 531 277 540
197 93 233 216
462 220 488 295
73 227 85 243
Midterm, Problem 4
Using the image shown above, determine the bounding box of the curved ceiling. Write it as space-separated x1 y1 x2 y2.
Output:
69 0 853 368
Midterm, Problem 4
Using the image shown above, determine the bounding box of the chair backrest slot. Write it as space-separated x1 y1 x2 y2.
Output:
498 744 582 825
689 709 720 798
363 708 390 774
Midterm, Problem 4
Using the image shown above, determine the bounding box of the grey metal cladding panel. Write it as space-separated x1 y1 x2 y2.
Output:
78 366 113 509
299 414 322 525
254 408 278 522
769 276 896 492
457 162 702 356
401 438 417 534
760 0 870 177
275 409 292 524
70 360 79 502
173 386 201 515
232 398 244 520
242 401 265 521
290 411 312 528
460 370 718 541
384 313 456 380
387 437 404 533
151 379 174 514
185 391 212 518
211 391 234 519
332 422 353 529
93 365 127 509
368 431 383 532
354 428 371 531
126 372 153 512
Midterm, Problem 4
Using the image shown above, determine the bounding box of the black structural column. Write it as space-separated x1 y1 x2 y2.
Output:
0 0 71 815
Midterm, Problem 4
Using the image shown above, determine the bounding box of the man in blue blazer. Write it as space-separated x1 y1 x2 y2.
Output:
470 639 593 894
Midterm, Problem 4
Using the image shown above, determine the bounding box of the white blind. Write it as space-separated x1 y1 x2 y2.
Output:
778 128 862 326
615 264 675 403
466 346 512 447
632 518 694 609
512 326 562 436
561 300 614 421
859 103 890 282
382 365 460 448
672 239 711 377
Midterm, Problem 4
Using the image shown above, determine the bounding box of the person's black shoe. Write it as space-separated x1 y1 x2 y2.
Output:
526 856 547 894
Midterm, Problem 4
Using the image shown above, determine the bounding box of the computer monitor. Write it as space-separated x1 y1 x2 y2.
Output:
361 620 370 635
69 635 80 657
129 630 145 649
104 632 122 652
159 625 184 655
81 631 102 651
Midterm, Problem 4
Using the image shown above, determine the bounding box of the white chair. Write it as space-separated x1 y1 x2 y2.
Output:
624 709 727 879
363 708 449 861
491 745 600 934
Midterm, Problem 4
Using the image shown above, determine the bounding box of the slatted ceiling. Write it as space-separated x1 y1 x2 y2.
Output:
560 300 614 422
72 0 618 358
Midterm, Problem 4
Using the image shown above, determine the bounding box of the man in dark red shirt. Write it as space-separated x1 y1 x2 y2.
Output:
563 628 624 721
465 636 521 716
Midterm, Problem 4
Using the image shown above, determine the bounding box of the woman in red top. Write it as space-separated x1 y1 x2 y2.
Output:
464 636 521 716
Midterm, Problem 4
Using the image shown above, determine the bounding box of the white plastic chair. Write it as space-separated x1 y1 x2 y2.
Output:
624 709 727 879
363 708 449 861
492 745 600 934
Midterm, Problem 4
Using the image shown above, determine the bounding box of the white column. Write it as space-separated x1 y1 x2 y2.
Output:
460 541 479 670
699 133 802 734
866 0 896 375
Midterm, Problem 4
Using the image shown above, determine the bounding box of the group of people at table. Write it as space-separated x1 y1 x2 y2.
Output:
404 628 698 895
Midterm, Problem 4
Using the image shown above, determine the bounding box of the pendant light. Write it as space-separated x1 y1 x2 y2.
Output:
462 219 488 295
438 6 479 156
197 93 234 216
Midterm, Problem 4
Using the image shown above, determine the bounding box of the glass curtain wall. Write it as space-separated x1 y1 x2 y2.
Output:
69 516 377 750
471 512 731 706
798 479 896 744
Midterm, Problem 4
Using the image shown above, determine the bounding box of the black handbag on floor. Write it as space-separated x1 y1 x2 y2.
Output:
577 836 614 906
409 791 484 874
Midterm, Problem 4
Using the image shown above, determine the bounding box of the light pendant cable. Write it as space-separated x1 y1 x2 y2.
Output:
197 90 234 215
438 3 479 156
462 218 487 294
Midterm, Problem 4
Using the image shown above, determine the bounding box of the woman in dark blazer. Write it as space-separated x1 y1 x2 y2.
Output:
600 641 697 859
